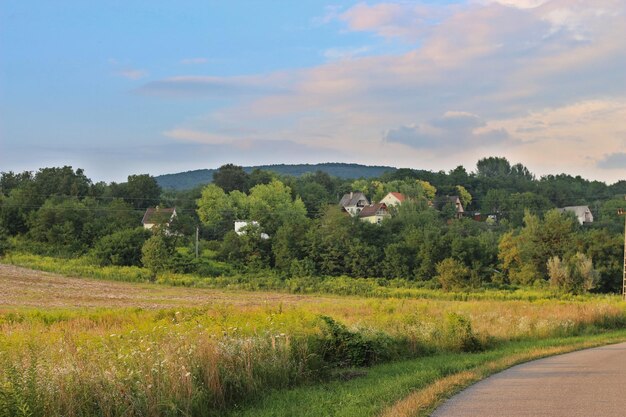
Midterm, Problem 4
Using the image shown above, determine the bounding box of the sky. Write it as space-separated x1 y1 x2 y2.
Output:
1 0 625 184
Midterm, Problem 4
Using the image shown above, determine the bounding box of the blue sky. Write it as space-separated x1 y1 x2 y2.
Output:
1 0 625 183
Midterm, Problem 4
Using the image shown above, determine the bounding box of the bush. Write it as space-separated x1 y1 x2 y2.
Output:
548 253 599 294
442 313 482 352
435 258 469 291
319 316 396 367
92 228 151 267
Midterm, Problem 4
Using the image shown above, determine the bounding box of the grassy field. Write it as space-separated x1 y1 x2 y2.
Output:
1 263 626 417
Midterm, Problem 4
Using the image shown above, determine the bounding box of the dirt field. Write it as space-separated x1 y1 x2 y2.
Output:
0 264 339 310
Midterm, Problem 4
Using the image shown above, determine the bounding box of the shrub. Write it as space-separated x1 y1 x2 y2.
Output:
435 258 469 291
548 253 599 294
141 234 173 281
442 313 482 352
92 227 150 266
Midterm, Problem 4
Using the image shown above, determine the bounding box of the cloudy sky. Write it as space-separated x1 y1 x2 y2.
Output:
1 0 625 183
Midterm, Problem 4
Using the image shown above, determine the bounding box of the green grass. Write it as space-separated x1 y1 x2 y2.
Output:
226 330 626 417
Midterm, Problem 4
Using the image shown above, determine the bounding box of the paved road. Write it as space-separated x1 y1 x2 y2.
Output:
431 342 626 417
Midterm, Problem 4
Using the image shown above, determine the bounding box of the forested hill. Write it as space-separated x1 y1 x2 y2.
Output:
155 163 397 190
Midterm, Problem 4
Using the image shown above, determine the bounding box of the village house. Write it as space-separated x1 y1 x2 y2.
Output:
379 192 406 207
339 192 369 216
558 206 594 225
142 207 177 231
234 220 269 239
359 203 390 224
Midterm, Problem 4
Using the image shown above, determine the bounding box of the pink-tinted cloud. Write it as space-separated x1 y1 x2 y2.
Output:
148 0 626 182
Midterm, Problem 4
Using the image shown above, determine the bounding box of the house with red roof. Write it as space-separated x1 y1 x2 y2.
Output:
380 192 406 207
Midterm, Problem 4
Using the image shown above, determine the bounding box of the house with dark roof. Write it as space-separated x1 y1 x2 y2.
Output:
558 206 593 225
339 192 370 216
359 203 389 225
433 196 464 219
380 192 406 207
142 207 177 231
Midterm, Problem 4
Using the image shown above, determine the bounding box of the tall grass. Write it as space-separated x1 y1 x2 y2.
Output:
2 294 626 417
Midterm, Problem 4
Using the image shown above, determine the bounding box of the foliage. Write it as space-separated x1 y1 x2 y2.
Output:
4 157 626 295
92 227 151 266
213 163 249 193
436 258 469 291
0 227 8 257
456 185 472 208
113 174 161 210
141 234 173 280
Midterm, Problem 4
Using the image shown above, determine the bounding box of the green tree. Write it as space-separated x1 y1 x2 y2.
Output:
213 164 249 193
272 220 311 273
248 179 307 236
141 234 173 281
498 209 577 284
122 174 161 210
196 184 232 235
93 227 151 266
306 205 354 276
28 197 95 253
476 157 511 178
456 185 472 208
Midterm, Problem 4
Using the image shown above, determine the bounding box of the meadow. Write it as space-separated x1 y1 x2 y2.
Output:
2 263 626 417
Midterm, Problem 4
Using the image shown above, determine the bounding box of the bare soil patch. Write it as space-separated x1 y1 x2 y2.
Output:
0 264 338 310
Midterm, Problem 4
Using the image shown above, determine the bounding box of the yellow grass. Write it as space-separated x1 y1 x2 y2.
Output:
1 264 626 417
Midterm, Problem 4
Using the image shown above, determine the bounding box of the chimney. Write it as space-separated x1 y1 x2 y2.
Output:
350 191 353 200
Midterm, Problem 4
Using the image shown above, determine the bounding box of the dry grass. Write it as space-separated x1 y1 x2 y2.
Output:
0 264 343 309
2 264 626 417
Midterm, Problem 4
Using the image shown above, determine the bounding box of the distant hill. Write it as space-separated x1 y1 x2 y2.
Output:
155 163 397 190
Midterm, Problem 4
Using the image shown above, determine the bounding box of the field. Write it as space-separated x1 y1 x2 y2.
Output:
2 264 626 417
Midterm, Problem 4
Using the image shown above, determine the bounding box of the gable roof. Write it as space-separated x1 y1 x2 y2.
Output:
359 203 387 218
558 206 593 223
142 207 176 225
339 192 369 207
388 192 406 202
559 205 591 214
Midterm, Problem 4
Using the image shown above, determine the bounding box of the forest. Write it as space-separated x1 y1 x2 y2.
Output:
1 157 626 294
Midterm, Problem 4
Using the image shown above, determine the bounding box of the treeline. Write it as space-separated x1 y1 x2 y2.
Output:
1 158 625 294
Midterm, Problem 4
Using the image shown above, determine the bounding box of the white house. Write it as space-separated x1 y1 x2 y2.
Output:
558 206 593 225
379 192 406 207
235 221 269 239
339 192 370 216
142 207 177 231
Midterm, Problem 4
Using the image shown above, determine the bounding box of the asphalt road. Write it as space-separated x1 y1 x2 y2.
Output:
431 342 626 417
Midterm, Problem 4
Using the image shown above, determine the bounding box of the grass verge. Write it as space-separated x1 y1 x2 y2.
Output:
225 330 626 417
